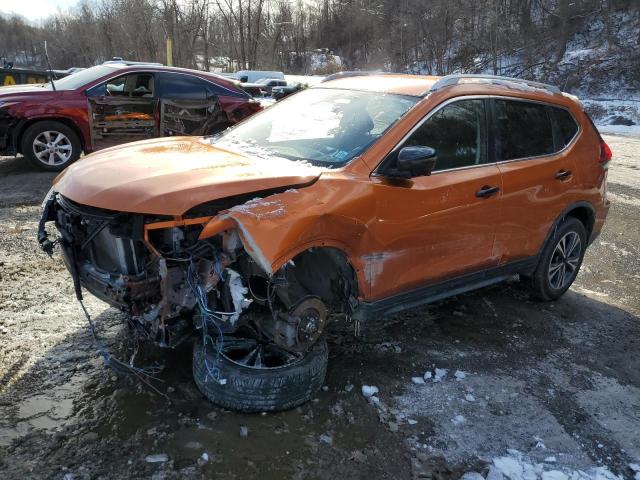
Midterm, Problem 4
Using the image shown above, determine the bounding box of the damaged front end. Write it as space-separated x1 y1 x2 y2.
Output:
38 191 356 356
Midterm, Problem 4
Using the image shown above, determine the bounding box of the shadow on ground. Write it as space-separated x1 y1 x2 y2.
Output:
1 281 638 479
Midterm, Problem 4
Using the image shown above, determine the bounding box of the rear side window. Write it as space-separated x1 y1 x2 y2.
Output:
495 99 554 160
552 107 579 149
158 73 207 100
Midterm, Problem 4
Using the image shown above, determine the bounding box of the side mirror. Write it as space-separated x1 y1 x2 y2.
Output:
388 146 437 178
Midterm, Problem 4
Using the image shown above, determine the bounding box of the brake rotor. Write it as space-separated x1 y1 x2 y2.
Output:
290 297 328 349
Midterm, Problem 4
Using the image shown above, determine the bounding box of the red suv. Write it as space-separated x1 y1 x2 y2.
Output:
0 63 261 171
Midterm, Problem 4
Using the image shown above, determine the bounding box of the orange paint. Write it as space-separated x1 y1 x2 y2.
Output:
53 74 609 303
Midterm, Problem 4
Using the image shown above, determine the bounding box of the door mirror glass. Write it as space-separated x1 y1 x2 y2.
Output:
390 146 437 178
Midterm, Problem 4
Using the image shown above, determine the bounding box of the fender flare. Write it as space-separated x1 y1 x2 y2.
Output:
536 200 596 266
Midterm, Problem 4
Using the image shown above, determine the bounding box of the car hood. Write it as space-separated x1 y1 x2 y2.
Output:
0 84 51 96
53 136 323 215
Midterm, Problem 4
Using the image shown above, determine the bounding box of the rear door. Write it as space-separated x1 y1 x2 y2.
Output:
370 98 502 299
492 98 580 264
157 73 227 136
87 71 158 150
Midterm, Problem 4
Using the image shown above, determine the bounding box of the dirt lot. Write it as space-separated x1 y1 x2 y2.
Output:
0 135 638 480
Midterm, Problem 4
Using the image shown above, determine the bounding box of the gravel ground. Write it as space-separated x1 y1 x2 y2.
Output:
0 134 638 479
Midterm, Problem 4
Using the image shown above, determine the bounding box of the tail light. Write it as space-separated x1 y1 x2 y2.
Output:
599 139 612 167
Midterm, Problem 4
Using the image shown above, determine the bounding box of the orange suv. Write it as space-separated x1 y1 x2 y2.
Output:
38 73 611 411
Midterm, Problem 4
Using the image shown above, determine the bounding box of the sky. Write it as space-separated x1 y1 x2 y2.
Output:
0 0 80 22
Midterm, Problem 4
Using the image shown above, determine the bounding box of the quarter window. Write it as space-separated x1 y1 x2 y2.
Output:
552 107 579 149
403 99 487 171
495 99 554 160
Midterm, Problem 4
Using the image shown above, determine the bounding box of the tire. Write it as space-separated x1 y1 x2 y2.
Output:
192 337 328 412
529 217 587 301
22 120 82 172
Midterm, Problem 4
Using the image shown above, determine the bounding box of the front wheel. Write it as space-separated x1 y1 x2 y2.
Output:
22 120 82 172
529 217 587 301
193 335 328 412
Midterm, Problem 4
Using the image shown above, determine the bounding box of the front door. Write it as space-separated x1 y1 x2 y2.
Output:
87 72 158 150
369 98 502 300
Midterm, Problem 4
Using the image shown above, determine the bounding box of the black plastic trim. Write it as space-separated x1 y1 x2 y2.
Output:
352 257 537 321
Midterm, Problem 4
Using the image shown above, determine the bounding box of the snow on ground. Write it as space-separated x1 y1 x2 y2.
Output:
597 124 640 135
602 133 640 190
481 451 624 480
393 354 640 479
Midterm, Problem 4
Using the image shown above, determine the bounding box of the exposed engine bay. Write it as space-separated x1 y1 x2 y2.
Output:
38 191 357 360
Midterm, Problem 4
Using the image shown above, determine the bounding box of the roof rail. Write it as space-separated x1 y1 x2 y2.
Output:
428 74 561 95
102 59 163 66
321 71 385 83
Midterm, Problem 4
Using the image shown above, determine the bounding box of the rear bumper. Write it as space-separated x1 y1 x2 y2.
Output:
589 198 610 245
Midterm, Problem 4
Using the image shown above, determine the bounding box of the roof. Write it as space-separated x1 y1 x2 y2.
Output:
317 73 441 97
317 72 566 99
101 63 243 92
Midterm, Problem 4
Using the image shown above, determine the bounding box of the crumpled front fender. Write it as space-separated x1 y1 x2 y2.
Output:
198 178 376 297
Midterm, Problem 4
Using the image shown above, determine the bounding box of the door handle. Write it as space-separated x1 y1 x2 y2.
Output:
476 185 500 198
555 169 572 180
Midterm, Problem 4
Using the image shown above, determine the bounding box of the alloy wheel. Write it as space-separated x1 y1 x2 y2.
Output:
216 336 303 370
548 231 582 290
32 130 73 167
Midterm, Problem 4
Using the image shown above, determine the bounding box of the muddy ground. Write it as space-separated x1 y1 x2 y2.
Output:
0 134 638 480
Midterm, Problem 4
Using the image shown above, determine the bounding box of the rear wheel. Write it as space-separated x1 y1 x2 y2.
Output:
192 335 328 412
529 217 587 301
22 120 81 172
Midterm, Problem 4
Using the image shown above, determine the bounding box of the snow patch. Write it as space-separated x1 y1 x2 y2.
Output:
361 385 379 398
488 452 624 480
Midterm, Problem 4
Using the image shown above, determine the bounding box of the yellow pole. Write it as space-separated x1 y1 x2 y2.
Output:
166 37 173 67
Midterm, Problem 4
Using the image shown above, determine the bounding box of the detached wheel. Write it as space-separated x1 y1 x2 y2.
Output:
193 336 328 412
22 120 81 172
529 217 587 301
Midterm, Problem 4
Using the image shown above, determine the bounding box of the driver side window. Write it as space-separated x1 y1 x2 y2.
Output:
404 99 487 172
88 73 154 98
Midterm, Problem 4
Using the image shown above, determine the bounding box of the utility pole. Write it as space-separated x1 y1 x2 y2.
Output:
166 36 174 66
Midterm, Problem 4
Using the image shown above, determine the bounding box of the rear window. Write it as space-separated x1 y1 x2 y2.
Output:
495 99 554 161
552 107 579 149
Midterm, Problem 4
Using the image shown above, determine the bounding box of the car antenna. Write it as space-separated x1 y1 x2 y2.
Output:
44 41 57 91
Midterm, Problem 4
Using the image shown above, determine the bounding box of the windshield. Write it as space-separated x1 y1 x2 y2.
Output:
214 88 418 167
49 65 119 90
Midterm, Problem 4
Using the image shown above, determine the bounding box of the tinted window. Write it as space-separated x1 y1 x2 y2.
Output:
159 73 207 100
553 107 579 149
404 99 487 171
495 99 554 160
